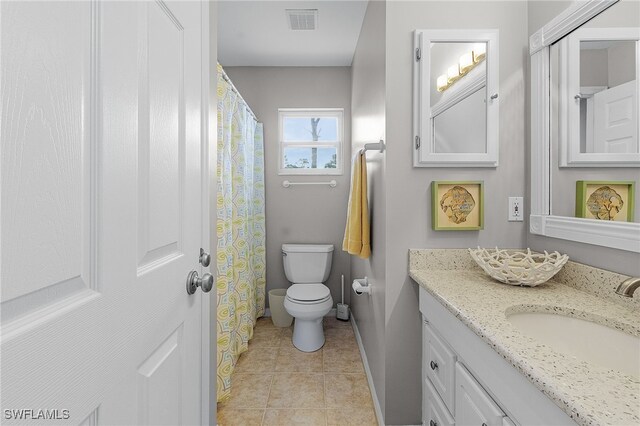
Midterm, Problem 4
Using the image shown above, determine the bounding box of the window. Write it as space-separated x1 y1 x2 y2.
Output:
278 108 344 175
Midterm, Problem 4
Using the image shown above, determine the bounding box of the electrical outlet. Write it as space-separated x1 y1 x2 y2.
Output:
508 197 524 222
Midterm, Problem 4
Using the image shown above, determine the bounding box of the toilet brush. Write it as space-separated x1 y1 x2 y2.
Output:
336 274 350 321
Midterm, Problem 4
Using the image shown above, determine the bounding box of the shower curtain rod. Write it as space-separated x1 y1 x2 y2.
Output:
219 66 259 122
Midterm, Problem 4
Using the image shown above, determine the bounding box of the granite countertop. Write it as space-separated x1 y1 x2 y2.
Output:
409 261 640 426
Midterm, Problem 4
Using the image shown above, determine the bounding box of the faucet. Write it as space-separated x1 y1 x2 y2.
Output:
615 277 640 297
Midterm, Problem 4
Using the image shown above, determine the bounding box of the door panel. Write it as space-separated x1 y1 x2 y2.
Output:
0 0 95 321
1 1 205 425
594 80 638 153
137 1 185 271
137 326 184 426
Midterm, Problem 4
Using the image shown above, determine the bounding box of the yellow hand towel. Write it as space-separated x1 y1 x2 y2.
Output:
342 150 371 259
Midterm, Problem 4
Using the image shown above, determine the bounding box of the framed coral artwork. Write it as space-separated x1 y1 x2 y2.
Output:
431 181 484 230
575 181 635 222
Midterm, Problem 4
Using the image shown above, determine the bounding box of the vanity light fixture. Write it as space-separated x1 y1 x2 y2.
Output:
473 43 486 62
436 45 486 92
459 51 474 74
447 64 461 84
436 74 449 92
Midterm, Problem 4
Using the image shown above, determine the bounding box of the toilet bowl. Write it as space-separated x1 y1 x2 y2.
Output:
282 244 334 352
284 284 333 351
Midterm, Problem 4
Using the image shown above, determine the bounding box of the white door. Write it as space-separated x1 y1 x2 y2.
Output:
1 1 209 425
593 80 638 153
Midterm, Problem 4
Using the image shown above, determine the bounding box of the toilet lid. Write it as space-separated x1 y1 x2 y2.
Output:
286 284 330 302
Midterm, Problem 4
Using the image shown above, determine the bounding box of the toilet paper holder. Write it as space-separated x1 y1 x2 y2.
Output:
352 277 371 295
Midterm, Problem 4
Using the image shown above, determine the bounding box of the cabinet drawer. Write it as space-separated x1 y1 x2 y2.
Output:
424 321 456 414
423 378 455 426
455 362 505 426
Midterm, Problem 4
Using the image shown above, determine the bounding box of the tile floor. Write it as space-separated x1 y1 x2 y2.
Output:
217 316 378 426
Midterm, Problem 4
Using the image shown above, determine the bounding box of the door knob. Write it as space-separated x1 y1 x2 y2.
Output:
200 248 211 267
186 271 213 295
430 360 439 370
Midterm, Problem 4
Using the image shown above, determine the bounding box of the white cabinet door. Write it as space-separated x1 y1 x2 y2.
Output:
455 363 505 426
424 321 457 414
1 1 207 424
424 378 455 426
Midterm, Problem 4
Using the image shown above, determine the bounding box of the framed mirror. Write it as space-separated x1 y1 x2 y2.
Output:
530 0 640 253
413 29 499 167
556 27 640 166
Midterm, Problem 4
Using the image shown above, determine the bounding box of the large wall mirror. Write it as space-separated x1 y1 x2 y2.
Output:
530 0 640 253
413 29 499 167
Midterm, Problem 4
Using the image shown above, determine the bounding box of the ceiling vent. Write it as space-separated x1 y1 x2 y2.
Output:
286 9 318 31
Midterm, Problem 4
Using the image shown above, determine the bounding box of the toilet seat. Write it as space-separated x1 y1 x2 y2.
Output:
286 283 330 304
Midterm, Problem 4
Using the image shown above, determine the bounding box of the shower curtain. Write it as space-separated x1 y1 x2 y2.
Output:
216 64 266 403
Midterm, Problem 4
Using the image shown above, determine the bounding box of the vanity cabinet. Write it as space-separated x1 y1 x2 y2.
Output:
424 378 455 426
455 362 505 426
423 322 456 413
419 286 573 426
422 319 508 426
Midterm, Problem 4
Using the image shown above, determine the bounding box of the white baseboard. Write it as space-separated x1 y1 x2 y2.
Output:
350 312 385 426
263 307 337 318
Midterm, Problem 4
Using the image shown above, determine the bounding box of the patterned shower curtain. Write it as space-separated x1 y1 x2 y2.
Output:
216 64 266 403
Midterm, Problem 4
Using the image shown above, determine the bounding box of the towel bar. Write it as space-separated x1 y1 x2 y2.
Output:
363 140 386 153
282 180 337 188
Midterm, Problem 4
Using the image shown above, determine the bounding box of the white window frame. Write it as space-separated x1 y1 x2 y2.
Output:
278 108 344 175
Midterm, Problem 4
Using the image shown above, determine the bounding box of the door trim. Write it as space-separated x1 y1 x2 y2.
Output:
200 0 213 424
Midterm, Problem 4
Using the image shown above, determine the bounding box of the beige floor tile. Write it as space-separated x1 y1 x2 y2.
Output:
323 317 352 329
262 409 326 425
235 347 278 373
250 327 284 348
324 374 373 409
275 346 323 372
278 333 297 350
216 407 265 426
255 317 279 329
267 373 325 408
219 373 273 408
254 325 283 336
281 326 293 338
326 408 378 426
324 327 358 350
323 346 364 373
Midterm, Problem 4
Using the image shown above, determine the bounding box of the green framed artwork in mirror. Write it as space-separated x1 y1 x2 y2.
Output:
575 181 635 222
431 181 484 230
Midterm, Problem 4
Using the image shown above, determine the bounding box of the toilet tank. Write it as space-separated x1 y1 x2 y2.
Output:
282 244 334 283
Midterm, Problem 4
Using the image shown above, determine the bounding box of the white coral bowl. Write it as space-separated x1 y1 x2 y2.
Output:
469 248 568 287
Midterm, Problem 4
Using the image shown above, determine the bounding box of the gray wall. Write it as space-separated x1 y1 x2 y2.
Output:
222 67 353 308
527 0 640 276
384 2 529 423
350 0 387 418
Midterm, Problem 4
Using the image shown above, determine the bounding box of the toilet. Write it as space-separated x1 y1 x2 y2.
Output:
282 244 334 352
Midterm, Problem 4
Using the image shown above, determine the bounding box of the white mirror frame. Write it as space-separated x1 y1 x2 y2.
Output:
413 29 499 167
559 27 640 167
530 0 640 253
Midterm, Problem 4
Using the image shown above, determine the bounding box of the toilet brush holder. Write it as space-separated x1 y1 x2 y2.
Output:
337 275 350 321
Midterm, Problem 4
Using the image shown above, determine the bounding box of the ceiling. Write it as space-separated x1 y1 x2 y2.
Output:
217 1 368 67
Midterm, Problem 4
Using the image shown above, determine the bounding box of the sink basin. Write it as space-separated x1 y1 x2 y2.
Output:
507 311 640 379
